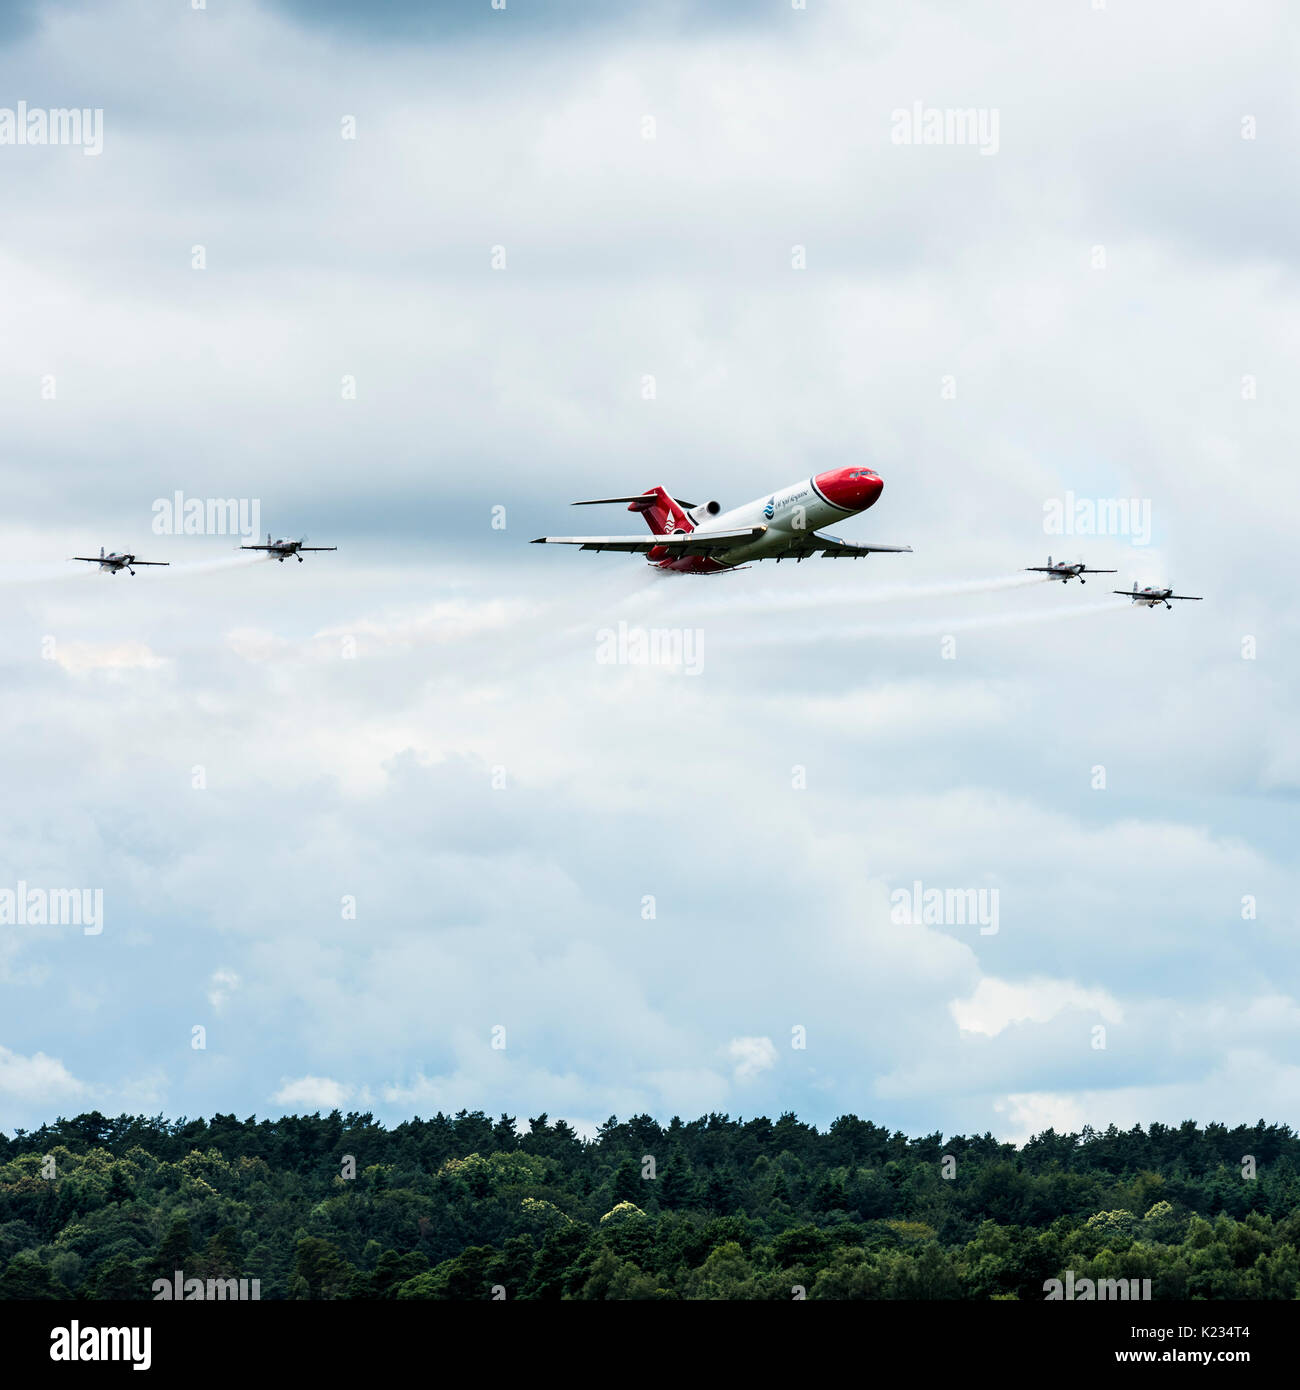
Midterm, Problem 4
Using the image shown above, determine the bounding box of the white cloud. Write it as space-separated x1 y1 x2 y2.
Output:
207 968 240 1013
727 1037 778 1083
0 0 1294 1139
951 976 1123 1037
53 640 167 676
271 1076 352 1110
0 1045 87 1103
993 1092 1089 1146
996 1050 1300 1146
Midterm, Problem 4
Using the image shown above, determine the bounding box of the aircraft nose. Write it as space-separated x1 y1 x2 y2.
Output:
814 467 883 512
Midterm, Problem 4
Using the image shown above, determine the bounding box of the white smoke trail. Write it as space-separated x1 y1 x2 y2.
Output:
728 596 1127 647
0 562 101 587
0 551 272 587
553 567 677 640
234 563 669 672
626 570 1050 621
168 551 274 577
479 566 675 677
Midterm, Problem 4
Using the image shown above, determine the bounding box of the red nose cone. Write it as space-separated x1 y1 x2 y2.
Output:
814 467 883 512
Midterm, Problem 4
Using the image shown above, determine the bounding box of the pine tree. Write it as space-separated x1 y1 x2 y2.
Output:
151 1217 193 1279
610 1157 642 1206
704 1164 738 1214
659 1146 696 1209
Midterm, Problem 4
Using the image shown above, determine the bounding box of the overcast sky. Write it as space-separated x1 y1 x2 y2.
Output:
0 0 1296 1143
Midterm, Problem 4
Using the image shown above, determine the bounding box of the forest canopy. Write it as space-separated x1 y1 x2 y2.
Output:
1 1110 1296 1300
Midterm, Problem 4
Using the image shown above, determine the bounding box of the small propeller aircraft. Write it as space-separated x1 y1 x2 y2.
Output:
1113 582 1204 610
532 468 911 573
73 546 169 576
1025 555 1117 585
240 534 338 563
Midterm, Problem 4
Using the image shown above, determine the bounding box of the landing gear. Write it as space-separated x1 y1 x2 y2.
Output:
297 554 303 562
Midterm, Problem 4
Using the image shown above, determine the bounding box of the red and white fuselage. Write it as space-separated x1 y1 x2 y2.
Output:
533 467 910 571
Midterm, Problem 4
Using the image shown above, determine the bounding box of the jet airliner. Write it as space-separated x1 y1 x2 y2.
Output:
532 468 911 572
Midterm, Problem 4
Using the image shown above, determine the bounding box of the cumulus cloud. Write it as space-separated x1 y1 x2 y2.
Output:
995 1050 1300 1146
727 1037 778 1083
0 0 1294 1140
0 1045 87 1103
950 977 1123 1038
271 1076 353 1110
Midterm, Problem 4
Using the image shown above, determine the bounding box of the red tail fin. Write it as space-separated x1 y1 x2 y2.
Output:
629 486 692 536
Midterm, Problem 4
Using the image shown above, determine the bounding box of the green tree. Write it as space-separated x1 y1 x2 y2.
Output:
659 1147 695 1209
610 1158 642 1207
293 1237 353 1300
0 1253 64 1299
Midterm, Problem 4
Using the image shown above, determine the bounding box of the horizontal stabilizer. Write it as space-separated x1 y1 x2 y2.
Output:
571 494 661 506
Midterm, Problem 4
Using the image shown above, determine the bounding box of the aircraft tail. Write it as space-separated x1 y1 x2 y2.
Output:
569 486 694 535
629 486 693 536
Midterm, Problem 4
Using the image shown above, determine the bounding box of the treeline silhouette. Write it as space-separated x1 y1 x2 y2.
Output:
1 1110 1297 1299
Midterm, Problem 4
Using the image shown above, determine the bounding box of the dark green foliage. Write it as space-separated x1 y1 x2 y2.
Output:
0 1252 65 1299
0 1110 1296 1299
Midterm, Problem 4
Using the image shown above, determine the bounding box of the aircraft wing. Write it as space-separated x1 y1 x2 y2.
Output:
1025 566 1058 573
72 556 105 562
1168 594 1203 600
240 544 275 550
299 547 337 552
777 531 913 560
1082 568 1117 574
532 526 763 554
131 561 169 566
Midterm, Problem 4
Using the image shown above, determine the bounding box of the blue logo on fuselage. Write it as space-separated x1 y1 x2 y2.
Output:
763 496 775 520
